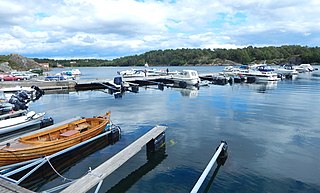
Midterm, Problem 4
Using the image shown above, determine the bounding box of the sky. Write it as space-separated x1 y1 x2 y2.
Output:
0 0 319 59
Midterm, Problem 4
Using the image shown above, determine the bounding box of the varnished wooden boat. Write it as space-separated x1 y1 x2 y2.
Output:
0 112 111 167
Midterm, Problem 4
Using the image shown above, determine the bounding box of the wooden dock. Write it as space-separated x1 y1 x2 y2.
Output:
0 178 33 193
61 125 167 193
0 73 214 93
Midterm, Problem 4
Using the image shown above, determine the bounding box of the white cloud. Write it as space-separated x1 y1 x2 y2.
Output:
0 0 319 58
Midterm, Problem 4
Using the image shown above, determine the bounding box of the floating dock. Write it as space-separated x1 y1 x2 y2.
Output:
61 125 166 193
0 124 166 193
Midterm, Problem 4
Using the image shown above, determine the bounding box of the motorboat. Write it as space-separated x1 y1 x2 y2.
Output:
276 64 299 76
1 86 45 112
220 65 249 77
0 110 28 121
61 68 82 76
170 70 201 87
0 112 112 166
0 111 46 135
118 69 146 78
294 64 315 73
241 64 279 82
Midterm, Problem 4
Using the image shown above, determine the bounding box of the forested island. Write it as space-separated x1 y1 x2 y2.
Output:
35 45 320 68
1 45 320 72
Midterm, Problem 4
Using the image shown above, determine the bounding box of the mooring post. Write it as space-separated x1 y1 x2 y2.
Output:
190 141 228 193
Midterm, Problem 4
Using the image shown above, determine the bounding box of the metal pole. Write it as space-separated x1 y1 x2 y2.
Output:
190 142 225 193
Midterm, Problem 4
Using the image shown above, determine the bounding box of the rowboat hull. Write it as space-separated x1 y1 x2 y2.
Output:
0 113 110 166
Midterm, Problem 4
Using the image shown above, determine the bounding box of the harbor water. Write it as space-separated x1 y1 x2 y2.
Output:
12 66 320 192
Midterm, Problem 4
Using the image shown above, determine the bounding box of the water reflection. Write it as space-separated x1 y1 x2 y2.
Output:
106 146 167 193
15 136 115 191
247 81 278 93
174 86 199 98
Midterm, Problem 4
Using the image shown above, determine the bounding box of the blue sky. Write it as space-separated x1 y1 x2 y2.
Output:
0 0 319 59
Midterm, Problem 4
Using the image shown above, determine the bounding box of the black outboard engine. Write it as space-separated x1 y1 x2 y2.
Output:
9 96 28 111
9 91 30 111
31 85 45 101
17 91 30 102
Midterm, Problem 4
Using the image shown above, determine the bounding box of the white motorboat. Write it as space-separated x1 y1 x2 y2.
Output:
220 66 249 77
0 110 28 121
61 68 82 76
0 111 45 134
294 64 315 73
171 70 201 87
118 69 145 78
276 64 299 76
242 64 279 82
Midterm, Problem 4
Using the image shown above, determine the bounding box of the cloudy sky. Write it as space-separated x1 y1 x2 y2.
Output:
0 0 319 59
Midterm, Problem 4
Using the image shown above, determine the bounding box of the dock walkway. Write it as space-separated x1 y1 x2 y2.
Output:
61 125 167 193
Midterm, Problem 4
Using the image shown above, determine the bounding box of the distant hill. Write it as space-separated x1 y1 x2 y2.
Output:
39 45 320 67
1 45 320 70
0 54 44 73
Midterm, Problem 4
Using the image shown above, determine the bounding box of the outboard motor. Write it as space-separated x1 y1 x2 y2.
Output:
31 85 45 101
10 97 28 111
113 76 123 85
16 91 30 102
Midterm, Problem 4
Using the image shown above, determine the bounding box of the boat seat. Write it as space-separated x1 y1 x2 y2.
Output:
60 130 79 137
75 123 90 131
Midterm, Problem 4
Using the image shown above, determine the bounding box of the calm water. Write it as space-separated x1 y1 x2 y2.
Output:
15 67 320 192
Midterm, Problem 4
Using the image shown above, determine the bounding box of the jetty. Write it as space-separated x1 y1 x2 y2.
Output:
61 125 166 193
0 123 166 193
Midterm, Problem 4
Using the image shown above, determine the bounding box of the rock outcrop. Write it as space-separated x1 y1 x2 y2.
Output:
9 54 40 70
0 62 12 73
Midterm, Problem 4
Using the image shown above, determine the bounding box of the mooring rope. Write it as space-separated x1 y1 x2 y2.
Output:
45 157 94 183
45 157 75 182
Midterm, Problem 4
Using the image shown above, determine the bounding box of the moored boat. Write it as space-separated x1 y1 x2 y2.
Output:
170 70 201 87
294 64 315 73
0 111 46 135
241 64 279 82
276 64 299 76
0 112 111 166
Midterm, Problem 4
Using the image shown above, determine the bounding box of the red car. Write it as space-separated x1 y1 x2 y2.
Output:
0 74 24 81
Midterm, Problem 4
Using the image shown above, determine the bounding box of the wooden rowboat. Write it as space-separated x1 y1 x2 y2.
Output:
0 112 111 167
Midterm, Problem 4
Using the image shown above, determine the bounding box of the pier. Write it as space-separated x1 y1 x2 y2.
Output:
0 124 166 193
61 125 166 193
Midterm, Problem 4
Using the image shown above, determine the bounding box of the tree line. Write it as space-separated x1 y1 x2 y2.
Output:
34 45 320 67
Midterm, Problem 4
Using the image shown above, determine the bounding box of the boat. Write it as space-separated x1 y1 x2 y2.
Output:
170 70 201 87
294 64 315 73
0 111 46 135
0 110 28 121
241 64 279 82
118 68 146 78
276 64 299 77
61 69 82 76
118 68 160 77
0 112 111 166
220 65 249 77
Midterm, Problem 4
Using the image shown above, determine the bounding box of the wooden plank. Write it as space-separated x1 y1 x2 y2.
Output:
0 178 34 193
61 125 167 193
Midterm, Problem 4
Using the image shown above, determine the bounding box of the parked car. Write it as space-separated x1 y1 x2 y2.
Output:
0 74 24 81
11 71 36 80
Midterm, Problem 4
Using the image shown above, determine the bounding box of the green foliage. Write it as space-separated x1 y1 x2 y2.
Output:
3 45 320 68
